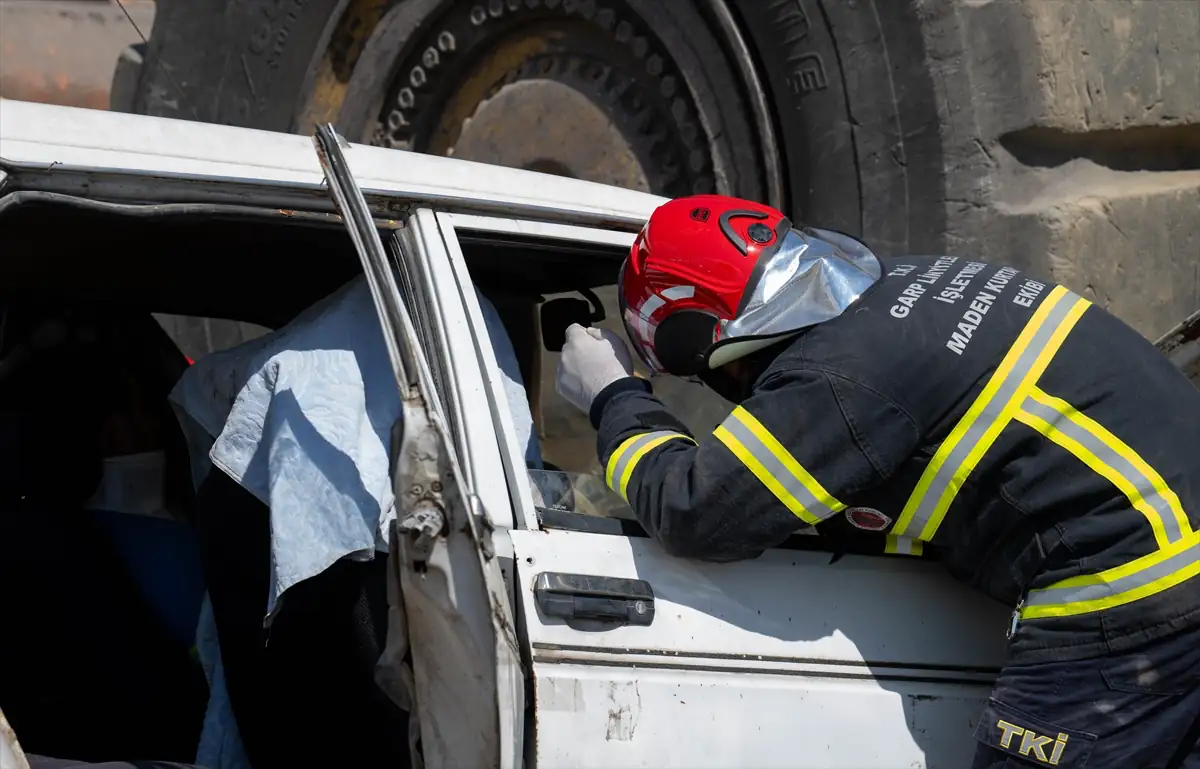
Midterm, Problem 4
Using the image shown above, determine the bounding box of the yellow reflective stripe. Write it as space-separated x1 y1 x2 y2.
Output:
1030 387 1190 539
1014 407 1169 546
1020 532 1200 619
713 406 846 526
893 286 1091 541
1016 388 1192 548
604 430 695 501
884 535 924 557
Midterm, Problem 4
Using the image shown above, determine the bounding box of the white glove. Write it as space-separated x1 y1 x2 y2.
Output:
555 324 635 413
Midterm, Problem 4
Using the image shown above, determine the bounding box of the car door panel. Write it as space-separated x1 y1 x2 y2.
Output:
314 126 523 769
531 665 985 769
510 529 1008 768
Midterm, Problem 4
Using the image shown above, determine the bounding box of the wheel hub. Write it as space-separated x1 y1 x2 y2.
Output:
367 1 739 198
451 78 650 191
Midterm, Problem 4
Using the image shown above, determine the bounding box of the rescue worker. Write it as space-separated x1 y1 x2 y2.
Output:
554 195 1200 769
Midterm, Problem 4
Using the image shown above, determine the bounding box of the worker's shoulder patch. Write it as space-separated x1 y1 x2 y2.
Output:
844 506 891 531
973 698 1097 768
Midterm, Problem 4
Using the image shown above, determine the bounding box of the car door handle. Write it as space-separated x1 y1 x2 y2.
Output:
534 572 655 626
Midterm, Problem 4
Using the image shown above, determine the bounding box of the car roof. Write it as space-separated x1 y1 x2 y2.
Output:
0 99 665 230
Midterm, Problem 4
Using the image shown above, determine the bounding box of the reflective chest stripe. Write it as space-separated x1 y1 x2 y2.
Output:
894 282 1194 549
714 406 846 526
1015 388 1191 547
886 283 1197 619
892 286 1092 541
606 430 696 501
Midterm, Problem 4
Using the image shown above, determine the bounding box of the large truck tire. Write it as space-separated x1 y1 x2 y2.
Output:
127 0 946 251
132 0 1199 339
129 1 1198 459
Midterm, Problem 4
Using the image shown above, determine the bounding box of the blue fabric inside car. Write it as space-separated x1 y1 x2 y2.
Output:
88 509 206 650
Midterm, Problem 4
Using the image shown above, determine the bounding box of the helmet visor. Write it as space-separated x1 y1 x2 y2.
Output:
713 226 881 363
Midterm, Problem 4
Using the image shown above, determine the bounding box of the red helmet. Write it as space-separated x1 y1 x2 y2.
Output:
619 194 882 376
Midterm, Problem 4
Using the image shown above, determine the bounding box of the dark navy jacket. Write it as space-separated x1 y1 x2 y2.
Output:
591 256 1200 664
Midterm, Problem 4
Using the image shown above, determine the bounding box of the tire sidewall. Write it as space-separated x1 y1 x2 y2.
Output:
336 0 767 200
733 0 948 254
730 0 858 234
140 0 949 256
137 0 345 131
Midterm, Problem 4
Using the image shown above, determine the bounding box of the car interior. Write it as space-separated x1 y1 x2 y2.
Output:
0 198 403 767
0 196 882 767
0 196 676 767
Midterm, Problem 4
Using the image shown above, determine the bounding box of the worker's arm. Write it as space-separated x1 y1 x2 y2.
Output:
590 369 921 562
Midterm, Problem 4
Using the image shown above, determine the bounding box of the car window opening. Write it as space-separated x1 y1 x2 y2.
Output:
459 225 925 561
457 227 841 545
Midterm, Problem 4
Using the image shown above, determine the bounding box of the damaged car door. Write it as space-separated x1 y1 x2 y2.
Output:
313 125 524 769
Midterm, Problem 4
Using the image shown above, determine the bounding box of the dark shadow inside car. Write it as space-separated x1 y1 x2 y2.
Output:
0 303 209 764
0 199 411 767
0 197 621 767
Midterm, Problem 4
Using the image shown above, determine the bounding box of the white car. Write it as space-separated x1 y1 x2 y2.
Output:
1 99 1196 769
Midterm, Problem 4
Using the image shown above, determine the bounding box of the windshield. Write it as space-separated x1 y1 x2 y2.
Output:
528 469 636 520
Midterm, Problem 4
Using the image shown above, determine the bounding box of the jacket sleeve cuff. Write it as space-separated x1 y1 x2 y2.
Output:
589 377 652 429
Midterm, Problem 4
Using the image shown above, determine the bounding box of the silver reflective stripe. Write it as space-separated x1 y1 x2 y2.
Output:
897 290 1083 539
1021 396 1188 544
638 294 666 344
885 535 923 557
718 410 842 523
1024 538 1200 609
606 430 692 498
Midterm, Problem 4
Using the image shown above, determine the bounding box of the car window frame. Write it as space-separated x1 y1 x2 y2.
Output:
388 209 520 533
315 124 526 767
386 215 470 480
432 211 602 531
437 212 679 536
